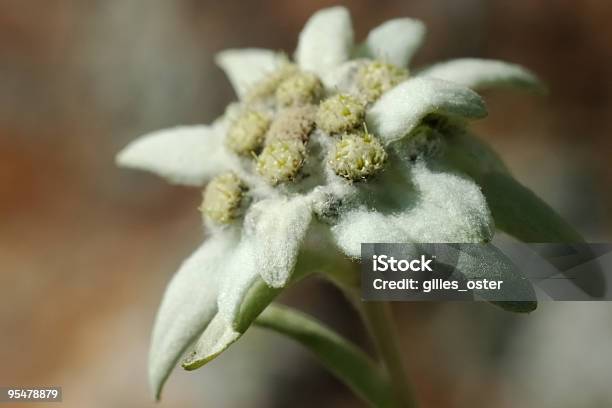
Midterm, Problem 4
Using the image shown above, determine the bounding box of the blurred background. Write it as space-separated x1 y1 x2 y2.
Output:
1 0 611 407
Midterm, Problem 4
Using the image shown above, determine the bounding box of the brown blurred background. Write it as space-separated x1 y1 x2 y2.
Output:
1 1 611 407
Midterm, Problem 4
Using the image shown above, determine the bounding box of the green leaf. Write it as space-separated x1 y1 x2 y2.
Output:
403 243 536 313
441 132 605 297
479 171 584 242
255 304 394 408
442 132 583 242
182 314 241 370
452 244 537 313
442 130 509 177
477 173 605 297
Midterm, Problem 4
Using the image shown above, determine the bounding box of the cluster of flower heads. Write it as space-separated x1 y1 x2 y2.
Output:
200 55 411 225
116 6 542 399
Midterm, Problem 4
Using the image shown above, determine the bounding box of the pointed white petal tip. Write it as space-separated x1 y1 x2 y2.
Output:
148 232 237 400
295 6 354 76
418 58 545 92
117 125 230 186
363 18 426 67
215 48 286 98
181 313 241 371
366 77 487 145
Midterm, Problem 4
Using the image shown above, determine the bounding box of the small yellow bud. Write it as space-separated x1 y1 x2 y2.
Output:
356 60 408 103
226 110 270 155
266 105 316 145
200 172 247 224
316 94 365 134
330 130 387 180
256 140 306 185
275 72 323 107
245 62 299 102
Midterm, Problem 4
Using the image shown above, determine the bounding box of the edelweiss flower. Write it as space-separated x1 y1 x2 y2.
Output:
116 6 543 399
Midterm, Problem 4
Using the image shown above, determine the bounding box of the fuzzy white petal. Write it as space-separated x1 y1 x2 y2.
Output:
148 230 238 399
248 196 313 288
332 165 493 257
215 48 285 99
183 197 315 369
366 77 487 145
418 58 543 91
216 195 313 324
321 59 366 93
216 236 261 325
295 7 354 76
183 232 283 369
116 125 233 186
363 18 426 67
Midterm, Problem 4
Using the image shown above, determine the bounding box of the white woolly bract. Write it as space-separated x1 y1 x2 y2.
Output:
366 77 487 145
216 236 260 326
321 59 367 93
295 6 353 77
148 230 238 399
216 195 313 326
215 48 286 99
248 196 313 287
362 18 426 67
116 125 234 186
418 58 543 91
331 165 494 257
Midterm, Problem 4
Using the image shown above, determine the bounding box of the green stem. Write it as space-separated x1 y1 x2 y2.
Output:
255 304 394 408
359 302 417 408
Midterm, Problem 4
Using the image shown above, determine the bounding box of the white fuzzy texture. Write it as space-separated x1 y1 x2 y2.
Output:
295 6 354 77
419 58 543 91
216 195 312 325
249 196 313 287
216 236 259 325
183 313 240 369
321 59 366 93
332 165 494 257
148 230 238 399
363 18 426 67
116 125 233 186
215 48 285 99
122 7 548 399
366 77 487 145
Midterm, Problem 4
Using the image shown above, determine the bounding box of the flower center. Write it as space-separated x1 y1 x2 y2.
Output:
205 60 404 223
